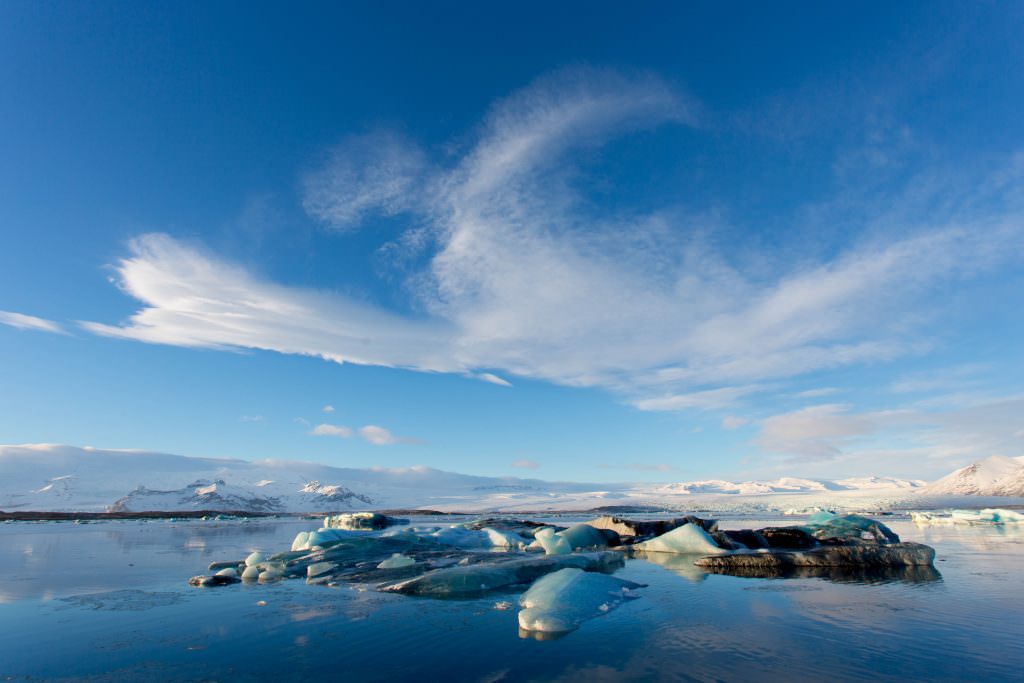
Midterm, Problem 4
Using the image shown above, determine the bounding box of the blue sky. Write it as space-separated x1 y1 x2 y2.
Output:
1 2 1023 482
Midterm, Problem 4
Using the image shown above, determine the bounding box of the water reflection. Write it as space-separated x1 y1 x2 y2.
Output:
698 563 943 584
629 550 708 582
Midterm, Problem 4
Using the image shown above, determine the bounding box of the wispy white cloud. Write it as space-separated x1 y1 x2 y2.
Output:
0 310 66 335
302 130 427 231
753 396 1024 477
358 425 420 446
757 404 884 460
790 387 841 399
511 459 541 469
471 372 513 387
633 386 764 412
239 415 264 422
599 462 676 473
889 364 987 394
322 405 335 413
722 415 749 430
310 423 353 438
80 67 1024 411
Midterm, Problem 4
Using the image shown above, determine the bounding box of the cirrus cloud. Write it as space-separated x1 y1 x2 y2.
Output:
79 67 1024 412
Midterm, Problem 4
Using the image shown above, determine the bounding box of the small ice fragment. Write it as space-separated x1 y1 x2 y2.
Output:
256 600 267 607
307 562 337 578
259 567 283 583
241 565 261 581
215 567 238 578
245 552 266 567
377 553 416 569
494 601 513 611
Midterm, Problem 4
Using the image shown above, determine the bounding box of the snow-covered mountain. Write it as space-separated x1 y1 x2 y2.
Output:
0 443 942 514
919 455 1024 497
0 444 596 512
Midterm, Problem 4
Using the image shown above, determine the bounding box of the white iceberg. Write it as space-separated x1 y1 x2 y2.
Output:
635 523 730 555
518 568 644 634
482 528 530 549
533 527 573 555
911 508 1024 525
323 512 404 530
291 528 358 551
531 524 610 555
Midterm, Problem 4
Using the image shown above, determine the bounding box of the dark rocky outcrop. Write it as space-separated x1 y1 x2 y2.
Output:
694 542 936 570
584 515 715 542
188 573 241 587
757 527 819 549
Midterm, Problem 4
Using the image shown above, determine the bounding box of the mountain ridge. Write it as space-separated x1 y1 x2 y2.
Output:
1 443 1020 513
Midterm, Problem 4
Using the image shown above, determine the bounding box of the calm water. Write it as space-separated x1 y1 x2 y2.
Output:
1 514 1021 682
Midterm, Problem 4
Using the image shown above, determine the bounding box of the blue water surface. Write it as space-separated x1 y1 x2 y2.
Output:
0 514 1021 682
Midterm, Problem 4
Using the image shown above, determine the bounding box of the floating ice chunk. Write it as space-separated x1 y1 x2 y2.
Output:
258 565 284 583
245 552 266 567
482 528 529 549
307 561 337 578
517 568 644 634
532 524 616 555
804 512 900 543
214 567 238 578
323 512 405 530
380 552 625 597
534 527 572 555
241 565 261 580
911 508 1024 525
635 522 730 555
558 524 612 550
377 553 416 569
291 532 310 551
290 528 359 551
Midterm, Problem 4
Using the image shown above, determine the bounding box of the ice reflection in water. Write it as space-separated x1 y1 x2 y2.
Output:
0 515 1020 682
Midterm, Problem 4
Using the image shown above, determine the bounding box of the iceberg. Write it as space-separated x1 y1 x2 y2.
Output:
804 511 900 543
482 528 530 549
517 568 644 634
531 523 616 555
323 512 406 530
635 523 730 555
533 527 573 555
379 551 625 597
911 508 1024 525
291 528 360 551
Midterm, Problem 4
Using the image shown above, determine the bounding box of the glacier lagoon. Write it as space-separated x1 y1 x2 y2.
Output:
1 514 1022 682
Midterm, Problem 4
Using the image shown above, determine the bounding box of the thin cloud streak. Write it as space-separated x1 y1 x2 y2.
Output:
0 310 66 335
